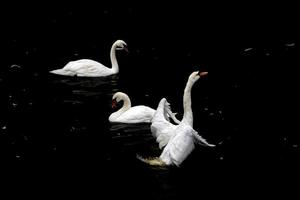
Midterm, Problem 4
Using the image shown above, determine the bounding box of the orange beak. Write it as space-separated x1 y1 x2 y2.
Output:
199 71 208 76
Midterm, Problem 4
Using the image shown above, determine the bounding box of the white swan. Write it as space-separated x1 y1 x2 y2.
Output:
109 92 180 124
50 40 128 77
138 71 215 167
108 92 156 123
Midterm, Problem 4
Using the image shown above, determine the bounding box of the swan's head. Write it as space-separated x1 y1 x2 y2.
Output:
111 92 128 108
114 40 128 52
189 71 208 83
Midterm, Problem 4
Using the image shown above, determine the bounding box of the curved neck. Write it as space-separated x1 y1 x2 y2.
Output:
120 95 131 111
111 95 131 120
110 44 119 73
182 79 195 127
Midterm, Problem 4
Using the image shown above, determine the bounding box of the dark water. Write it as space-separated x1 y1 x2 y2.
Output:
1 3 299 198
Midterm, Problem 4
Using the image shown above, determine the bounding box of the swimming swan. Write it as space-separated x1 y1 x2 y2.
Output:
50 40 128 77
108 92 155 123
109 92 180 124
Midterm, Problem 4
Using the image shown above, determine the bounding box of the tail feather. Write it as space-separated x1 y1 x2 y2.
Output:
50 69 76 76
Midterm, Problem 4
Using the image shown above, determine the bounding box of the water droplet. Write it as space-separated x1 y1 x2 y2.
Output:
265 52 271 56
292 144 298 148
219 156 224 160
15 154 24 160
204 107 209 111
70 126 76 132
10 64 21 69
218 110 223 114
209 113 214 116
243 48 253 52
2 126 7 130
12 103 18 108
285 43 295 47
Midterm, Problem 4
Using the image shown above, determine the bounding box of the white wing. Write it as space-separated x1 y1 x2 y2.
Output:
159 124 196 166
192 130 215 147
151 98 180 149
164 100 181 124
159 124 215 166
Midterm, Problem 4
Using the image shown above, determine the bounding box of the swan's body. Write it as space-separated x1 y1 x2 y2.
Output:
109 92 155 123
50 40 127 77
139 71 215 167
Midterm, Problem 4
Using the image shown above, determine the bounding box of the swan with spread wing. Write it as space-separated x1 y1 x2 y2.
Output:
138 71 215 166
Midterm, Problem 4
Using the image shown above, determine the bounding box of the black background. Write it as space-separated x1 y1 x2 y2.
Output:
0 2 299 199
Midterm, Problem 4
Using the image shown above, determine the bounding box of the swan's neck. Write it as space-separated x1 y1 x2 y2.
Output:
182 79 195 127
110 44 119 73
111 96 131 120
